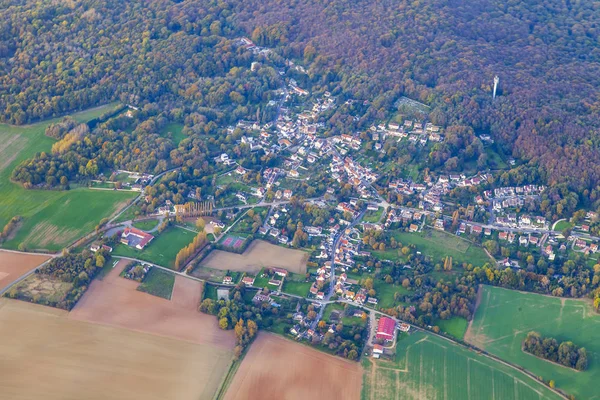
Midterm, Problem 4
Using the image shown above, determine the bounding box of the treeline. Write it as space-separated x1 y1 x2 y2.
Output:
0 216 21 243
523 331 588 371
174 231 207 271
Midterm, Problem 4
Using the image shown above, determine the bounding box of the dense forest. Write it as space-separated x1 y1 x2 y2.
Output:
523 331 588 371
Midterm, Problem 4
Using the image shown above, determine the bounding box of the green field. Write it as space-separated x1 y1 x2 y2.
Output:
373 280 408 309
391 229 492 267
0 104 136 251
281 273 312 296
363 207 384 223
160 122 186 145
132 219 159 231
362 331 561 400
137 267 175 299
436 317 468 340
467 285 600 399
113 226 196 269
552 220 573 232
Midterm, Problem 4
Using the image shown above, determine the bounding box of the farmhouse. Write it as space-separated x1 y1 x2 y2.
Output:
376 317 396 341
120 227 154 250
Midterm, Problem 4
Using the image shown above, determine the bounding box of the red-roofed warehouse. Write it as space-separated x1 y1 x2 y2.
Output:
376 316 396 341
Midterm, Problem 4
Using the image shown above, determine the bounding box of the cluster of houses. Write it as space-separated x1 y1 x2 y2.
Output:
369 121 444 147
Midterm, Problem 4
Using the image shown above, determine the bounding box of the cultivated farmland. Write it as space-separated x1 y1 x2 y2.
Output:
0 104 136 251
362 331 561 400
69 260 235 347
0 250 50 291
0 298 232 400
466 285 600 399
224 333 362 400
201 239 309 274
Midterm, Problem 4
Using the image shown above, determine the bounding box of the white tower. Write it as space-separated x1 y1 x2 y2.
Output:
493 76 499 100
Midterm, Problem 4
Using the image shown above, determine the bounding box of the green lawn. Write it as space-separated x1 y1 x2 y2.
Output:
391 229 492 267
0 104 136 251
373 280 408 309
160 122 186 145
323 303 345 322
363 207 384 223
361 331 561 400
251 268 270 289
281 272 312 296
132 219 159 231
113 226 196 269
203 284 218 300
435 316 468 340
467 285 600 399
553 219 573 232
137 267 176 300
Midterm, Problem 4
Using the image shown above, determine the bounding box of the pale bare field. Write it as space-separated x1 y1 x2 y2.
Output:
69 259 235 347
224 333 363 400
0 298 232 400
0 250 50 291
201 239 309 274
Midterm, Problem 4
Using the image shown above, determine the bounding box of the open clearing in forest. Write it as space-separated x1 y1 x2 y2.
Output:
0 104 136 251
201 240 308 274
0 298 232 400
466 285 600 399
0 251 50 291
69 259 235 347
224 333 362 400
362 331 561 400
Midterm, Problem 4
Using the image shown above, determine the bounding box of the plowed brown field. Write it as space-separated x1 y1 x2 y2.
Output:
224 333 362 400
0 250 50 291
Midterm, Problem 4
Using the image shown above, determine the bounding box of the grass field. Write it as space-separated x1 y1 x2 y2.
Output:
137 267 176 299
0 104 136 251
466 285 600 399
132 219 159 231
391 229 492 267
281 273 312 296
161 122 186 145
363 207 384 223
552 220 573 232
113 226 196 269
373 280 408 309
362 331 561 400
435 317 468 340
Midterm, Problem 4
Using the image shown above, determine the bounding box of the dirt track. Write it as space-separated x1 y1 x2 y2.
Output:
224 333 363 400
0 251 50 291
0 298 232 400
69 259 234 347
201 240 309 274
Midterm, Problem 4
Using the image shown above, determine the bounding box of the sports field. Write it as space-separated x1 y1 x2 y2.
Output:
362 331 561 400
0 104 136 251
391 229 492 267
0 298 232 400
466 285 600 399
220 233 247 250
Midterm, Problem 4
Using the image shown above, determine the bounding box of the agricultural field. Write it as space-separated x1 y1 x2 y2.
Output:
190 265 228 283
201 240 309 274
9 273 73 304
137 267 176 300
0 251 50 291
0 104 136 251
391 229 492 267
224 333 362 400
112 226 196 269
362 331 561 400
466 285 600 399
69 259 235 347
0 298 232 400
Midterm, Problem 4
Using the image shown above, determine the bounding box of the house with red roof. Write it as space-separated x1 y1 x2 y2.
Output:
120 227 154 250
376 316 396 341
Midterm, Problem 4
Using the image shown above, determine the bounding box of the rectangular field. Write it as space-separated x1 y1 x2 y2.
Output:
137 268 176 300
201 240 309 274
0 298 232 400
69 259 235 347
224 333 363 400
220 234 247 249
0 251 50 291
0 104 136 251
466 285 600 399
362 331 561 400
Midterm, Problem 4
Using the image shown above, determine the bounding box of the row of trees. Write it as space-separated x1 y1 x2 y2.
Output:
0 216 21 243
523 331 588 371
174 231 207 271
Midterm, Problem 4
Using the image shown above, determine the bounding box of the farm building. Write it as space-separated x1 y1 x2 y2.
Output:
373 344 384 355
376 317 396 341
120 227 154 250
